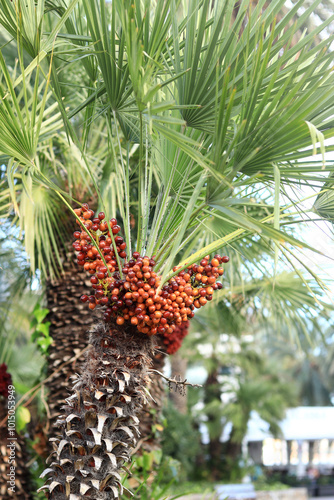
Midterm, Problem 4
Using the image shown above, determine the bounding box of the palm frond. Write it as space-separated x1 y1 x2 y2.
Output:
1 0 334 292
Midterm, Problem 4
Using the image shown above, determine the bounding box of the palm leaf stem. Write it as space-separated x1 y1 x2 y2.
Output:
137 111 144 254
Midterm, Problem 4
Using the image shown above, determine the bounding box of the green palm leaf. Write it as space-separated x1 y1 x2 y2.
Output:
1 0 334 292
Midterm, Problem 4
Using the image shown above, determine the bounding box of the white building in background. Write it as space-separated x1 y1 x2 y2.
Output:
245 407 334 477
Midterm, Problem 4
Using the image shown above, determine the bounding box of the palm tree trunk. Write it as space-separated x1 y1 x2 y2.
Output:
204 366 223 481
45 250 95 443
40 320 154 499
225 427 242 461
45 247 170 460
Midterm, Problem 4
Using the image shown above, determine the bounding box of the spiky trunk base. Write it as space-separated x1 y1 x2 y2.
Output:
45 252 95 438
39 322 153 499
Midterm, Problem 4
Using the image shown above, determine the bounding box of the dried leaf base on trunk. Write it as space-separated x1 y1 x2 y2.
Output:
45 253 96 436
39 322 153 499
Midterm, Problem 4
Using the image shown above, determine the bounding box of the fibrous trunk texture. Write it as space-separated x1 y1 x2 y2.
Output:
45 252 95 440
46 251 166 455
0 400 33 500
204 368 223 481
225 428 242 462
40 321 153 499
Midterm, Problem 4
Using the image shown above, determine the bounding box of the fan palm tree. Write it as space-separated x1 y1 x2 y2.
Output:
188 271 328 480
263 317 334 407
1 0 334 497
0 233 45 498
0 24 108 438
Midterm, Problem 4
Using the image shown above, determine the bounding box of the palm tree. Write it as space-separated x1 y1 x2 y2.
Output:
1 0 334 497
188 272 328 480
263 319 334 407
221 364 294 480
0 28 108 439
0 233 44 498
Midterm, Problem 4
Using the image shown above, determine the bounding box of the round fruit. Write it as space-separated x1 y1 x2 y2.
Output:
72 202 229 336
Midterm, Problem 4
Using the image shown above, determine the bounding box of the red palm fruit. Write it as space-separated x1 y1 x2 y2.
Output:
72 205 229 336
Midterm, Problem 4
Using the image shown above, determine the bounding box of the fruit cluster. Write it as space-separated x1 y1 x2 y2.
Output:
161 321 189 354
73 204 228 337
0 363 12 398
